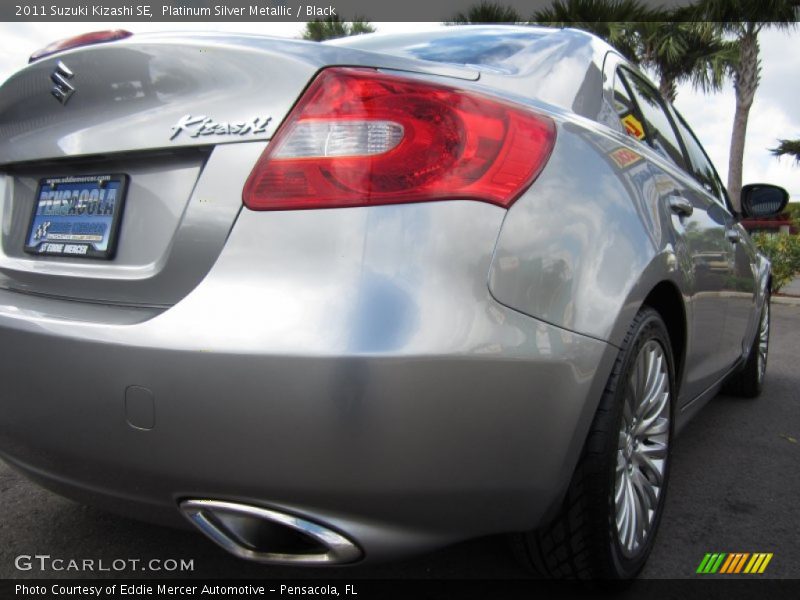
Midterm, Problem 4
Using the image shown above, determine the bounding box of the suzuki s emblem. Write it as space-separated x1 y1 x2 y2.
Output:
50 61 75 105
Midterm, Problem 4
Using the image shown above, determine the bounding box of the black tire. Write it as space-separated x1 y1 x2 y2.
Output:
722 292 770 398
514 307 675 579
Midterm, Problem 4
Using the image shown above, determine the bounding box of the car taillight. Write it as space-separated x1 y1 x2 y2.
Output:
29 30 133 63
243 68 556 211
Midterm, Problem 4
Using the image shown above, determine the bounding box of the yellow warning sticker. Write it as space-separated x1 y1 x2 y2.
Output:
622 114 645 140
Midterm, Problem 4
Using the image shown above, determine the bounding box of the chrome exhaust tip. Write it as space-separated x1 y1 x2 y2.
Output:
179 499 362 565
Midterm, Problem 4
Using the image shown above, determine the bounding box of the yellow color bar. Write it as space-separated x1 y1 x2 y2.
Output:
744 554 760 573
758 553 773 574
744 553 774 574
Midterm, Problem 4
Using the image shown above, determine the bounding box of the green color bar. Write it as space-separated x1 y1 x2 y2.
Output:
705 553 719 573
697 553 713 573
710 553 727 573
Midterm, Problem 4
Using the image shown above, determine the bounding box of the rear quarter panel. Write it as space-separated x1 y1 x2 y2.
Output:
488 112 724 409
489 118 671 347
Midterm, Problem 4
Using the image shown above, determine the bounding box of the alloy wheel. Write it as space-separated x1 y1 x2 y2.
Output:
614 340 670 557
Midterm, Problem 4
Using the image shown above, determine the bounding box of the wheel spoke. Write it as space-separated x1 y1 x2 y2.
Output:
630 472 649 544
616 471 630 532
642 414 669 437
757 302 769 379
636 451 665 487
633 353 645 404
632 469 658 512
615 478 625 505
635 390 669 436
624 474 638 549
638 438 668 461
640 348 659 404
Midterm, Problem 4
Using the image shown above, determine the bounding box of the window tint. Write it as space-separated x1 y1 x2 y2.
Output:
673 109 732 210
616 69 687 170
670 108 728 206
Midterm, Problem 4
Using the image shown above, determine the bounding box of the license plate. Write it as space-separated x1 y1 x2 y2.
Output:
24 173 128 259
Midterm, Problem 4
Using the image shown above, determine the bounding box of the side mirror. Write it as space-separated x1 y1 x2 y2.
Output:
740 183 789 219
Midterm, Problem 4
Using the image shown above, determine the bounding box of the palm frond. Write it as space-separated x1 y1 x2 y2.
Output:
302 16 375 41
689 0 799 24
531 0 666 23
772 139 800 162
448 1 522 23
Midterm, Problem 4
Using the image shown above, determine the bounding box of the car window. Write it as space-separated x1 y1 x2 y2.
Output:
670 107 732 209
616 69 687 171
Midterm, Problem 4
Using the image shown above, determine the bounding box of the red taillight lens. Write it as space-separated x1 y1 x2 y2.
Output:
29 30 133 63
243 68 556 211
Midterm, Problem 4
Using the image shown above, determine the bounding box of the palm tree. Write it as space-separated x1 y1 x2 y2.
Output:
533 3 734 103
689 0 799 211
302 16 375 41
448 1 522 23
348 20 376 36
772 139 800 163
635 22 737 103
532 0 664 61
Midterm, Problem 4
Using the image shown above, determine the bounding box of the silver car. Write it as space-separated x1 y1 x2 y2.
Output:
0 26 788 579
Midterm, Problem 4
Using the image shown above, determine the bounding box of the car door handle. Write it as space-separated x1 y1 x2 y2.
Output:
726 228 741 244
668 195 694 217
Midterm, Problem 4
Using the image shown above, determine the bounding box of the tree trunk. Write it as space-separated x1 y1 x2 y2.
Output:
659 76 677 104
728 27 760 213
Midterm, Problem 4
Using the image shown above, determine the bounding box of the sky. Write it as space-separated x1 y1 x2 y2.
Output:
0 22 797 202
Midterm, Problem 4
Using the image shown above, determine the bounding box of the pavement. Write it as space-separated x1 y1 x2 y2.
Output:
775 276 800 305
779 275 800 297
1 306 799 581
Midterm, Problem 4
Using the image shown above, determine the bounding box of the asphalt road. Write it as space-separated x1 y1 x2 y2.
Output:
2 305 799 581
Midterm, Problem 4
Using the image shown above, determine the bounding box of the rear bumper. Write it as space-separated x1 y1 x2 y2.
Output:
0 201 616 562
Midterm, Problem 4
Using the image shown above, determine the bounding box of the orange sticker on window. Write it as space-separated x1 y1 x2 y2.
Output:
609 147 643 169
622 114 645 140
